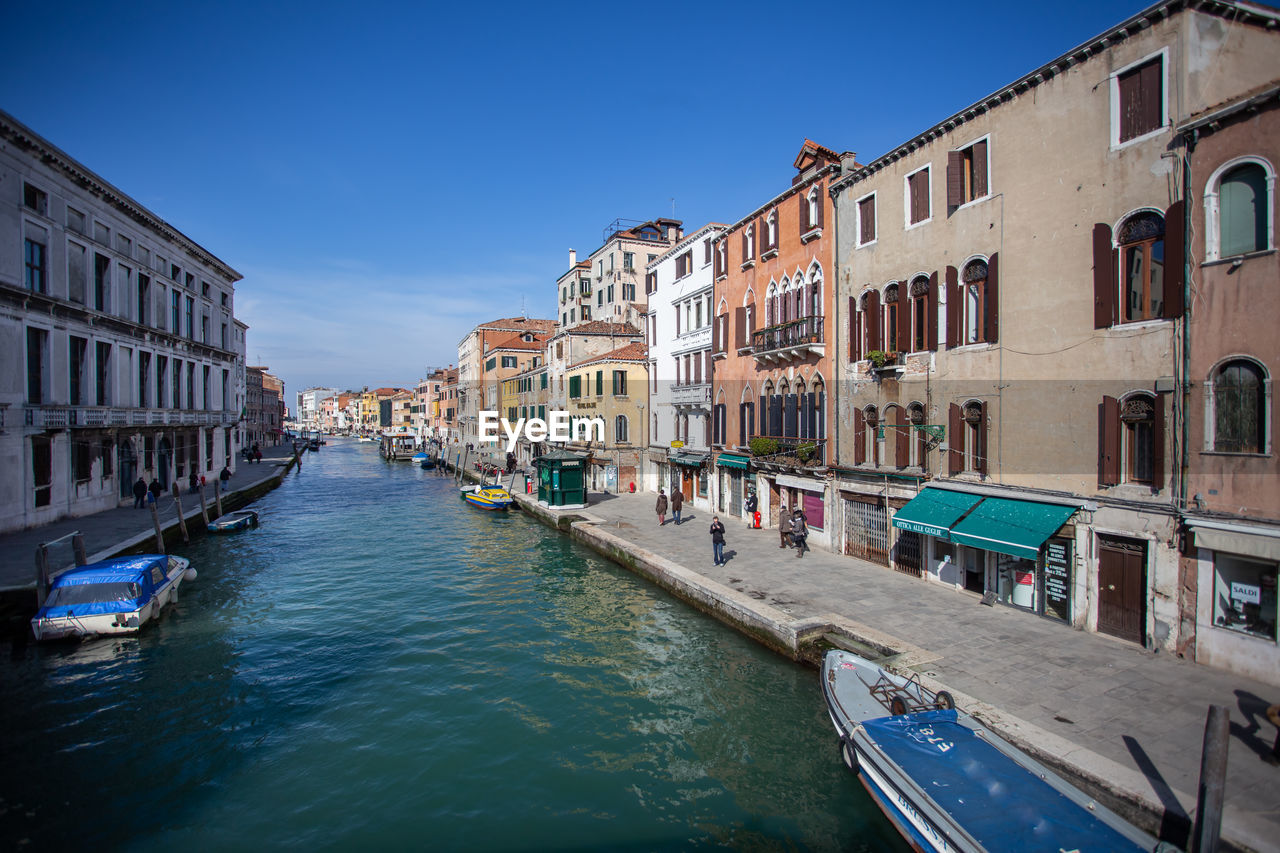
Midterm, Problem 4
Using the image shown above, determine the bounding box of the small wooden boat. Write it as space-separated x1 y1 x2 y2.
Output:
31 555 196 641
461 485 514 510
208 509 260 533
820 649 1164 853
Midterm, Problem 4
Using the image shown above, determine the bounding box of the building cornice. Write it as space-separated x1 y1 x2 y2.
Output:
1 109 243 283
830 0 1280 197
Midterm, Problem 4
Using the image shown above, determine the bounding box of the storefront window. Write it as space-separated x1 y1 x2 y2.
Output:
1213 555 1278 642
803 492 824 530
962 547 986 594
997 553 1037 610
698 470 708 498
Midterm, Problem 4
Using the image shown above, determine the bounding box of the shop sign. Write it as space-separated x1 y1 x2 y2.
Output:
1231 582 1261 604
670 441 684 448
1043 538 1072 623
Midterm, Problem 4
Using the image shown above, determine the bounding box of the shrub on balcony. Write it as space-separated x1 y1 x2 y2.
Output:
866 350 892 368
749 436 779 457
796 441 817 463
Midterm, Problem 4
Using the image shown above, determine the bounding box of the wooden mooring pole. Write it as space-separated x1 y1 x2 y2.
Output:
198 482 211 526
149 502 166 554
72 533 87 567
214 478 224 518
172 484 190 544
1192 705 1230 853
34 543 50 607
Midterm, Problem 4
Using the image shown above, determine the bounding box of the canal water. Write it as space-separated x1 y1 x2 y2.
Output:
1 439 905 852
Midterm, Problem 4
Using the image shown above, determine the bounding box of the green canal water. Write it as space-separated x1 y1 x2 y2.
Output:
1 439 905 852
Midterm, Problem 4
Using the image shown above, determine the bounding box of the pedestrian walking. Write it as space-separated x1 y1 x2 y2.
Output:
219 465 231 484
188 471 199 494
655 489 668 526
778 505 792 548
710 516 726 566
132 477 147 509
792 509 809 558
148 477 162 505
744 489 758 528
671 488 684 525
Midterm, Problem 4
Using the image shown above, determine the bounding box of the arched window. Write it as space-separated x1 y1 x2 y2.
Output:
963 401 985 473
864 406 880 466
1213 360 1266 454
962 260 987 344
1120 393 1156 484
615 415 629 444
811 376 825 441
1217 162 1270 257
884 283 900 353
1117 212 1165 322
910 276 930 352
907 402 927 468
765 284 777 326
810 269 823 318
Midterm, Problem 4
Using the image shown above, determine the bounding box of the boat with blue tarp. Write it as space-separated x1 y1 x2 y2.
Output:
31 555 197 641
209 509 260 533
820 649 1167 853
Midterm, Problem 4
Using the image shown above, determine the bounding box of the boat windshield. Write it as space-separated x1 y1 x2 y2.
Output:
46 582 141 607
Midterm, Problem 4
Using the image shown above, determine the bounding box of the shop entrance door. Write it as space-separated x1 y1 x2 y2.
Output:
1097 537 1146 644
681 472 694 502
729 471 742 518
843 496 888 566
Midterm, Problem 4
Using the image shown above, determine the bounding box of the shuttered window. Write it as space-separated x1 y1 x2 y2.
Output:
1117 57 1163 143
947 140 989 209
907 168 930 224
858 195 876 245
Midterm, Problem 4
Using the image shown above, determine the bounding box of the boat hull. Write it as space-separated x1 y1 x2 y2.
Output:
461 487 514 510
208 510 259 533
31 556 193 642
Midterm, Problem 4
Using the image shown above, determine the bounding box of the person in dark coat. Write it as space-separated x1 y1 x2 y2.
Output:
671 488 684 525
744 489 758 528
778 505 792 548
792 509 809 558
655 489 668 526
219 466 231 484
710 516 726 566
188 471 199 493
148 478 163 505
132 477 147 509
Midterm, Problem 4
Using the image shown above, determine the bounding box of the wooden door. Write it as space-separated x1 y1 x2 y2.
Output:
682 471 694 502
1098 538 1146 644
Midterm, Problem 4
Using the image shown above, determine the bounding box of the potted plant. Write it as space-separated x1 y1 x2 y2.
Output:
749 436 779 457
866 350 891 368
796 441 817 464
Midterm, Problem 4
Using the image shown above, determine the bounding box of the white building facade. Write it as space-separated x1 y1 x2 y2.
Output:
1 111 244 533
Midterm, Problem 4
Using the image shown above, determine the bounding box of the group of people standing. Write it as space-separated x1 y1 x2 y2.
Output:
654 486 806 566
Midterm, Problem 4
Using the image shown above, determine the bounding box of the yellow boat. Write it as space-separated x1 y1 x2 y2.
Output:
461 485 514 510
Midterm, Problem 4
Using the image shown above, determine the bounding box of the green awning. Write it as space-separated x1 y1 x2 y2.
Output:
891 488 984 539
948 497 1078 561
671 452 709 467
716 452 750 470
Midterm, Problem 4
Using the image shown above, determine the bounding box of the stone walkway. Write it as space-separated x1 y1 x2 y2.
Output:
542 490 1279 853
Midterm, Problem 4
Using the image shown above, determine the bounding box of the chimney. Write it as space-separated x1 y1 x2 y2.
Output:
569 249 577 267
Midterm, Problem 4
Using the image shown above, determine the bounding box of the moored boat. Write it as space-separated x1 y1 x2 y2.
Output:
820 649 1166 853
31 555 196 641
208 509 260 533
461 485 514 510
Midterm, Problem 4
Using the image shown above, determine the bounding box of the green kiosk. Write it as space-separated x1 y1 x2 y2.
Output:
534 449 589 508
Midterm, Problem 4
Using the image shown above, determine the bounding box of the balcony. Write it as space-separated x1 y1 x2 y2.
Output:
669 382 711 406
750 316 825 363
747 435 827 471
23 405 240 429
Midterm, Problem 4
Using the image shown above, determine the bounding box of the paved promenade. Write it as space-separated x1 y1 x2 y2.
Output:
519 490 1279 853
0 443 297 592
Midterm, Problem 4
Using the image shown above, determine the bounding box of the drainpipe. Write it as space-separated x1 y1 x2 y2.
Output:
1178 132 1195 510
829 170 842 469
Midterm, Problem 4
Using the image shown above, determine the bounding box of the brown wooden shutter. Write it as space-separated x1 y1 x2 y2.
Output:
973 140 988 198
895 406 909 468
984 252 999 344
861 196 875 244
747 303 756 334
976 401 988 477
1098 395 1121 486
1092 223 1115 328
927 271 939 351
711 313 721 353
734 306 746 349
866 290 881 352
948 403 962 476
1152 392 1166 491
947 150 964 209
945 266 960 348
816 182 825 229
675 305 681 336
848 296 858 361
1163 200 1184 318
897 279 910 352
854 408 865 465
741 230 749 263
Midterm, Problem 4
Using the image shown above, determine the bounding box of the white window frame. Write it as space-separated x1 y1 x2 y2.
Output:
855 190 877 248
904 165 932 231
952 133 992 210
1203 155 1276 262
1108 47 1169 151
1202 355 1273 456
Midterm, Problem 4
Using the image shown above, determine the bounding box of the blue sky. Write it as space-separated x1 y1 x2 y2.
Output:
1 0 1152 395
